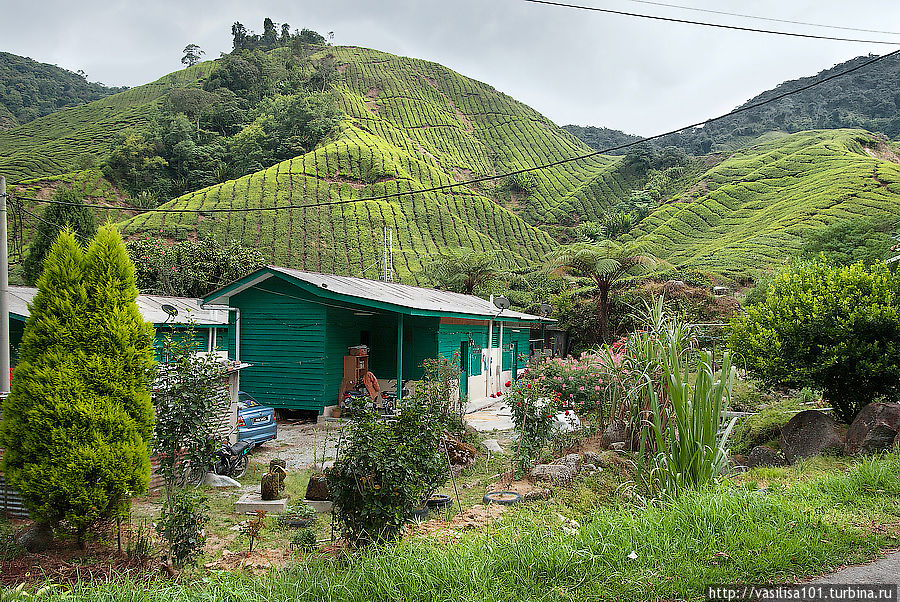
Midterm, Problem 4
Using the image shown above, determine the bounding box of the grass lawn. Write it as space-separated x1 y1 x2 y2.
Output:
8 450 898 601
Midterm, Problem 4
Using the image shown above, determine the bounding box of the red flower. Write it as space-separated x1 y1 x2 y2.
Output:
496 391 503 397
490 393 496 398
516 402 523 407
505 381 512 387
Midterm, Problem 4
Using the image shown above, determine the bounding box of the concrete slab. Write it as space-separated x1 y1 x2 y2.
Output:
465 402 515 432
305 499 333 513
235 493 289 514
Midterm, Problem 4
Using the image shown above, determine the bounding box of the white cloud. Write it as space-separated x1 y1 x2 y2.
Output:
3 0 896 136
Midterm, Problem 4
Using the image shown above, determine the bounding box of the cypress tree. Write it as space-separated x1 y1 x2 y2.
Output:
0 226 155 544
22 186 97 285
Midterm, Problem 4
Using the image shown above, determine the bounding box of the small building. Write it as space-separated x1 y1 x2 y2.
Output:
202 266 552 415
7 286 230 364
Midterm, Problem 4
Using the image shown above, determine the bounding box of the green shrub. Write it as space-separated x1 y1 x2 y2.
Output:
327 405 447 546
0 520 24 560
156 489 208 568
0 227 156 544
290 528 318 553
730 261 900 423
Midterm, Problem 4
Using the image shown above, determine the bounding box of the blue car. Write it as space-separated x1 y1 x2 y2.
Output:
237 391 277 445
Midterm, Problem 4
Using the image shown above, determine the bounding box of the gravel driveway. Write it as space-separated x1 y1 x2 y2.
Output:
249 418 344 471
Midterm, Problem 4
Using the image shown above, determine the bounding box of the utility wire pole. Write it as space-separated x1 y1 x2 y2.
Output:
0 175 9 397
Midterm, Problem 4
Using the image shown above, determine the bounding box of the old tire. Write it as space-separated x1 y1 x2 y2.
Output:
426 494 453 509
483 491 522 506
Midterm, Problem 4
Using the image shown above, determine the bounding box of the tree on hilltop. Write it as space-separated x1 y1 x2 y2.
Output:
181 44 205 67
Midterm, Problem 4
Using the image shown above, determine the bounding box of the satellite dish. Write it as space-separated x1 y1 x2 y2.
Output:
539 303 553 317
161 304 179 322
493 296 511 310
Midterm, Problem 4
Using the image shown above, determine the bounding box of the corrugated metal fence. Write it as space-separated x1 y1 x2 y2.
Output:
0 474 28 518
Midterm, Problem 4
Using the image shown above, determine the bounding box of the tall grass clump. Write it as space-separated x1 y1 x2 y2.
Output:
600 297 737 498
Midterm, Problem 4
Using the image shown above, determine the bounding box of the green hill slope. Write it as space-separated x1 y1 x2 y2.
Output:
0 52 126 130
0 61 214 182
629 129 900 275
118 46 638 282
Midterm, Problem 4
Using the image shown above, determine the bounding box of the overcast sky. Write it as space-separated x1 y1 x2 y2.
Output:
4 0 899 136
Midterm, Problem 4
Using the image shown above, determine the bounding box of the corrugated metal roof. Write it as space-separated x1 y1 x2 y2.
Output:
267 266 550 322
8 286 228 326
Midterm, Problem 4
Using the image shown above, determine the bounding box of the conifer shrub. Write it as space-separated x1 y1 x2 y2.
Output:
0 226 156 544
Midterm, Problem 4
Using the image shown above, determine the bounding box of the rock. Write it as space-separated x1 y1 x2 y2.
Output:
203 472 241 488
780 410 845 463
552 412 582 433
580 463 600 475
523 488 552 502
603 421 627 447
845 402 900 455
444 434 478 466
530 464 575 484
582 451 603 466
731 454 750 468
482 439 503 454
305 473 330 501
557 453 582 472
747 445 785 468
609 442 627 452
17 521 54 553
895 431 900 450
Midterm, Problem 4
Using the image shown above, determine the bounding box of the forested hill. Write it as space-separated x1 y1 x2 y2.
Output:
0 52 125 130
568 52 900 155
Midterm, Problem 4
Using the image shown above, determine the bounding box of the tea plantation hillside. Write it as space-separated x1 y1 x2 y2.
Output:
628 129 900 276
118 46 640 282
0 61 214 182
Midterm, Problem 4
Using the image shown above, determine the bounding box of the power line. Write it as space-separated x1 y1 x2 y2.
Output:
521 0 900 45
12 47 900 215
621 0 900 37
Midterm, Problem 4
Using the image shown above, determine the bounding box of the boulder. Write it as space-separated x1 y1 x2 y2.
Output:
203 472 241 488
602 421 627 447
17 521 54 553
609 442 627 452
731 454 750 468
557 453 582 472
580 463 601 475
780 410 845 463
530 464 575 484
523 488 552 502
845 403 900 455
747 445 785 468
582 451 603 466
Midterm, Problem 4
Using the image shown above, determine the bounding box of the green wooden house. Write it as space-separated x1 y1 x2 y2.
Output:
8 286 230 364
202 266 551 415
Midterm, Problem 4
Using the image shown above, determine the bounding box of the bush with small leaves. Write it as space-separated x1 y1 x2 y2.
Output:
156 489 208 568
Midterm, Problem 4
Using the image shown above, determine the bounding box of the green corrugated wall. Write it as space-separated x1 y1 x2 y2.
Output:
226 277 328 411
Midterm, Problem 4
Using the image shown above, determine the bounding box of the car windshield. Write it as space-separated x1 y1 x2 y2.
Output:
238 393 259 407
